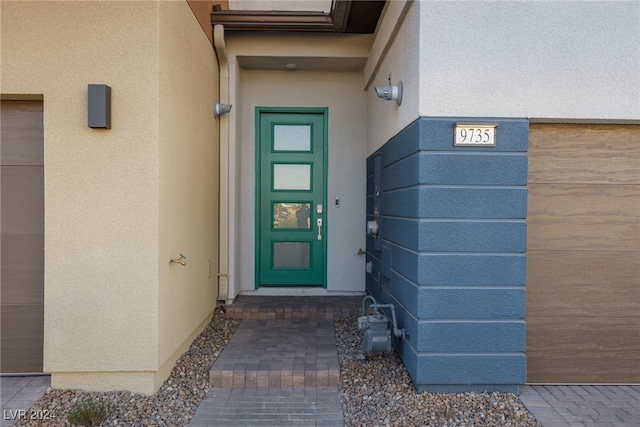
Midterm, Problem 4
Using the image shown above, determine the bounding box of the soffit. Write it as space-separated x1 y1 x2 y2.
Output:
237 55 367 72
211 0 386 34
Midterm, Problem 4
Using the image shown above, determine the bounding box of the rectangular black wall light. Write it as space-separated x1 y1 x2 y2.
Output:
88 84 111 129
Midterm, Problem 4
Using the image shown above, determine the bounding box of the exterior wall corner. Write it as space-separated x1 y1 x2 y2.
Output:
366 117 529 392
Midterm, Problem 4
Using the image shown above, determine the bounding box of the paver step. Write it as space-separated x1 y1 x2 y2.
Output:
209 319 342 388
211 296 364 389
209 319 340 388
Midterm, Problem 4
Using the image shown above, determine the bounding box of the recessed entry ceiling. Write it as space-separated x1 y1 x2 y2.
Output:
212 0 386 34
229 0 333 13
237 56 368 72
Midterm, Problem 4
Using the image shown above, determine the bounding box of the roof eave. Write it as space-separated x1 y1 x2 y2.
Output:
211 0 385 34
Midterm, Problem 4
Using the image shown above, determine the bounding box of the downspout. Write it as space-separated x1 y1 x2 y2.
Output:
214 24 230 302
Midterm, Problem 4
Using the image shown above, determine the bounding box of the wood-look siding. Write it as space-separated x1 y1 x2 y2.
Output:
527 123 640 383
1 100 44 373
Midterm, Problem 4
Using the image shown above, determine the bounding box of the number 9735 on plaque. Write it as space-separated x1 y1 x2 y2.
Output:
454 123 497 147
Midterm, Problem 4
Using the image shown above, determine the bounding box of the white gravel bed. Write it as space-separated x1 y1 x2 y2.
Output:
335 318 542 427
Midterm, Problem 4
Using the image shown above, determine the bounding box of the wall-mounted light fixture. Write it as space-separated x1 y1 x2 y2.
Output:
214 102 232 118
88 84 111 128
375 80 403 106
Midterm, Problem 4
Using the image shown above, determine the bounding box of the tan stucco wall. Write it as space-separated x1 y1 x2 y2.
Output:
157 0 219 384
1 0 219 394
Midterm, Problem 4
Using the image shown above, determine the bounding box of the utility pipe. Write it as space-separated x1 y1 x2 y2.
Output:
213 24 230 302
370 303 405 338
362 296 406 339
362 295 378 317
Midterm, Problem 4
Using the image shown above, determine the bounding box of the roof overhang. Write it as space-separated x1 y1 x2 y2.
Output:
211 0 386 34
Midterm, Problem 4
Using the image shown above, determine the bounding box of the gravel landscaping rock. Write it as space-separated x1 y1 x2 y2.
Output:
16 309 541 426
335 318 541 427
14 307 239 427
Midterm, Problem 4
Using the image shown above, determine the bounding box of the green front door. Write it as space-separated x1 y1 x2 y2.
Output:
256 108 327 287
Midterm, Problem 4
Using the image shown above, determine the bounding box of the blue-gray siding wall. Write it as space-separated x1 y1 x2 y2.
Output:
366 117 528 393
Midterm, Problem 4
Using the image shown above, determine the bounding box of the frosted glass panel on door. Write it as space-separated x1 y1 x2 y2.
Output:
273 242 310 268
273 164 311 190
274 125 311 151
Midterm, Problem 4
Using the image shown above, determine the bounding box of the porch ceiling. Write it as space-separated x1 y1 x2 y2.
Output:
211 0 386 34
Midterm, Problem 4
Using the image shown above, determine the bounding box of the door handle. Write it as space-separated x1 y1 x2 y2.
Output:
317 218 323 240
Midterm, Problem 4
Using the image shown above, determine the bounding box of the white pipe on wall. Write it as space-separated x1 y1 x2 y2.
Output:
214 24 230 302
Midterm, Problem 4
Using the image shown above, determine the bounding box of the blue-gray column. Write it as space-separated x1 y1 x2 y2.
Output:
366 117 528 393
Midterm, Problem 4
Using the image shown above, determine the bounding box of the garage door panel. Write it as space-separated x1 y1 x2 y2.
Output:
527 251 639 318
0 100 44 166
529 124 640 185
528 250 639 288
0 304 44 373
1 100 44 374
527 316 640 383
0 165 44 234
527 123 640 384
527 283 639 319
528 184 640 251
1 234 44 304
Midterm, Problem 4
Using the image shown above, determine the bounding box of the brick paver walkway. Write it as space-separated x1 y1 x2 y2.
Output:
4 296 640 427
189 296 360 426
191 317 345 427
189 387 343 427
519 385 640 426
